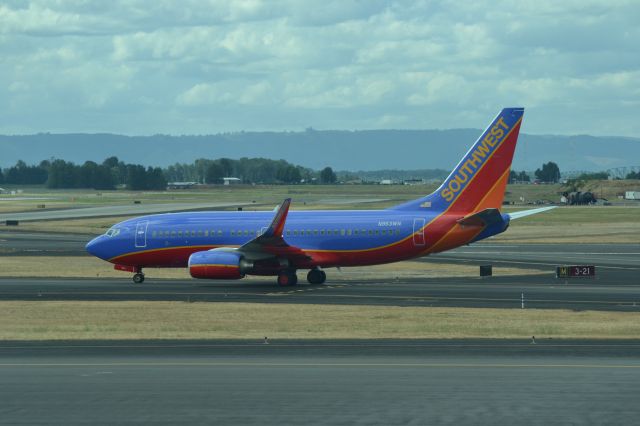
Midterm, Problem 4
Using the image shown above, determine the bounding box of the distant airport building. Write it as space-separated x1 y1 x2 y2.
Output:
625 191 640 200
223 177 242 185
168 182 198 190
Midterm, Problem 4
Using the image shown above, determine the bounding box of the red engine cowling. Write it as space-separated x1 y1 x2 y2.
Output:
188 250 247 279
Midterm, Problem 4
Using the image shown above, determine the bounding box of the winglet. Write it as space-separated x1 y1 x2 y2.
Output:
262 198 291 238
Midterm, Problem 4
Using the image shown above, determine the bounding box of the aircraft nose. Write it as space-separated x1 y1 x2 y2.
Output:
86 236 105 259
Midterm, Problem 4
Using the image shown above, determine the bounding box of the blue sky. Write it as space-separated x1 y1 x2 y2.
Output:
1 0 638 136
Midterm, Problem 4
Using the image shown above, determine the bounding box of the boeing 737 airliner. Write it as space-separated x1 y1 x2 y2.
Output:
86 108 554 285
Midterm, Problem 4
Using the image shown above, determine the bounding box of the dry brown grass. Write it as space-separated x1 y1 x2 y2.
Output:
0 256 543 279
1 301 639 340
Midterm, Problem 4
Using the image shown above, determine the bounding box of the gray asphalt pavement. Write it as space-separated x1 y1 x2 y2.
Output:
431 242 640 270
1 270 639 311
1 339 639 425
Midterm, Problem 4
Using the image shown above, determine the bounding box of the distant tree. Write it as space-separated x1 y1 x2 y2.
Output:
562 178 586 193
509 170 530 183
276 164 301 184
0 168 4 184
5 160 48 185
219 158 234 177
534 162 560 183
320 166 337 184
146 167 167 190
577 171 609 180
102 156 120 169
205 163 225 184
625 171 640 179
47 159 78 188
126 164 148 190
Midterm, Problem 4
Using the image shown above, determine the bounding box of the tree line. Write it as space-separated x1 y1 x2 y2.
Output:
165 157 336 184
2 156 637 190
0 157 166 190
0 157 338 189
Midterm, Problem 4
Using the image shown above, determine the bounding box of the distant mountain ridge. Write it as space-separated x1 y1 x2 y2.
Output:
2 130 639 172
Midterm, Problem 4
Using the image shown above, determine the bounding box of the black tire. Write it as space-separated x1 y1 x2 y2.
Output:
277 271 297 286
307 269 326 285
133 273 145 284
277 273 290 286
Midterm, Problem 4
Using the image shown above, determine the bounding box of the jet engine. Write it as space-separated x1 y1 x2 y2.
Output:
188 250 252 280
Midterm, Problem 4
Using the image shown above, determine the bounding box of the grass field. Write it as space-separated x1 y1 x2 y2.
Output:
2 180 639 213
1 301 639 340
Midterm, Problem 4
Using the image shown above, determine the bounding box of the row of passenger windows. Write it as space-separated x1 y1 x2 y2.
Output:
150 228 402 239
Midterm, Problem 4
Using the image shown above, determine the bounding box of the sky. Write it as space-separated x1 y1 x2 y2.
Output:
1 0 639 137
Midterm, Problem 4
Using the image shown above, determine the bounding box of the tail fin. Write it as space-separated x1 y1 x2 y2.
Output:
391 107 524 213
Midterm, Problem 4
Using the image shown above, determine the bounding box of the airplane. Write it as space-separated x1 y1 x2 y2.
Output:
86 107 555 286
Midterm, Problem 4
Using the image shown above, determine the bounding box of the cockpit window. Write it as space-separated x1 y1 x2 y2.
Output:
105 228 121 237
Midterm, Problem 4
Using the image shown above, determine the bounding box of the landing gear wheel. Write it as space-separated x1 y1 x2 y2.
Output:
307 269 327 285
132 273 145 284
277 271 298 287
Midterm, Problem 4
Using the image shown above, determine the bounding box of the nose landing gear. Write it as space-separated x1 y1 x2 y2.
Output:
132 267 145 284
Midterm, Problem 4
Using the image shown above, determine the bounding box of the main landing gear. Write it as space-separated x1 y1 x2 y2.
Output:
277 268 327 286
277 270 298 286
307 268 326 285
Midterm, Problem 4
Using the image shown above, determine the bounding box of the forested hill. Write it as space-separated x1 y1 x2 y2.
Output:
1 130 639 172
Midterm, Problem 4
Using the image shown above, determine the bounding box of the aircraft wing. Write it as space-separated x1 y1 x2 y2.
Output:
238 198 311 262
508 206 557 220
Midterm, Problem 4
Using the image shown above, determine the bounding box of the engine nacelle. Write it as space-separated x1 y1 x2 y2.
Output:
188 250 249 280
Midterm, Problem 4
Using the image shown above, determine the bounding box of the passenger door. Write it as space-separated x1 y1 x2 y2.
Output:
135 221 148 248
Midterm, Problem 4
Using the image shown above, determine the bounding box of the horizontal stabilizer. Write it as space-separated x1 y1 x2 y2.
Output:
457 208 503 227
508 206 557 220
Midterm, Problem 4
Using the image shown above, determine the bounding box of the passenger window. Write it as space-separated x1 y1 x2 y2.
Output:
231 230 235 236
375 230 379 235
320 230 325 236
218 230 223 236
341 229 346 236
294 230 298 236
151 231 157 237
243 230 248 236
191 230 195 237
286 230 291 236
395 229 400 235
250 230 255 236
314 230 318 236
171 230 176 237
204 230 208 237
178 231 183 237
368 230 373 235
347 229 352 236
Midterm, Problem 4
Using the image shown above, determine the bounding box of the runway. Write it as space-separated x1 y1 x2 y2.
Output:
1 339 639 425
0 201 252 222
1 269 639 311
1 235 639 310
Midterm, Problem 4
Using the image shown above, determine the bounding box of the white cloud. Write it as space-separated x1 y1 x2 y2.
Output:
0 0 638 136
